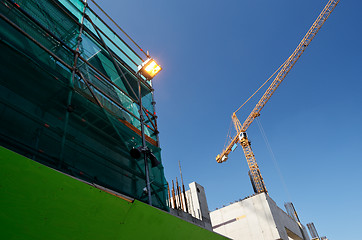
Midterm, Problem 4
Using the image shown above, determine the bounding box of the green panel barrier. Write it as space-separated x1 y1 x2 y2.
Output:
0 147 228 240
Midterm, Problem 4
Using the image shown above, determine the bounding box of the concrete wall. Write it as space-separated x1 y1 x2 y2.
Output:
185 182 212 230
168 181 212 231
169 208 208 229
210 193 280 239
266 196 310 240
210 193 310 240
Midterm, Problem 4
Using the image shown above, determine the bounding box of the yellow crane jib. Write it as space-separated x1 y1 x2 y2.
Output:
216 0 340 194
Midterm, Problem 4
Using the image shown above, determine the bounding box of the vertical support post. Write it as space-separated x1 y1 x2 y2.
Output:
167 181 171 208
171 180 176 208
176 177 184 211
82 2 154 206
138 79 152 206
179 160 189 213
150 85 159 146
58 0 88 167
307 222 320 240
32 127 43 160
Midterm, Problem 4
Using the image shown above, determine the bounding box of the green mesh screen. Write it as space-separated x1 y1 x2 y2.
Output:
0 0 167 210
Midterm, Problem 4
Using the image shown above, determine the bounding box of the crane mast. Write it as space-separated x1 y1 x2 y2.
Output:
216 0 340 194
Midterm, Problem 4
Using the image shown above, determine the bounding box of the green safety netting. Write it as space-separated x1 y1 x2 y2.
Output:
0 0 167 210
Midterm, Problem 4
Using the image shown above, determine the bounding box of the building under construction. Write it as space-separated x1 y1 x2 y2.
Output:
0 0 227 239
0 0 338 239
0 0 168 208
167 181 327 240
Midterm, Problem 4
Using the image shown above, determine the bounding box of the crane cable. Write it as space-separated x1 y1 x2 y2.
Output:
234 57 290 115
226 58 290 152
256 118 292 202
89 0 149 58
224 120 234 149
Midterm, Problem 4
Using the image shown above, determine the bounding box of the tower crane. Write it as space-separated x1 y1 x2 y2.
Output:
216 0 340 194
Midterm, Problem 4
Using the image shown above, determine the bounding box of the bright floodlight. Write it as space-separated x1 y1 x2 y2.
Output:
138 58 162 80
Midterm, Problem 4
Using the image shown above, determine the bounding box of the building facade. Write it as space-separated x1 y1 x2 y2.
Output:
210 193 310 240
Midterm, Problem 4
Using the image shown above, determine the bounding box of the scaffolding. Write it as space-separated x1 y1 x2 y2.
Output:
0 0 167 210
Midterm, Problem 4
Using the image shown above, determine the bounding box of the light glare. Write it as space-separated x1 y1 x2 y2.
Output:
138 58 162 80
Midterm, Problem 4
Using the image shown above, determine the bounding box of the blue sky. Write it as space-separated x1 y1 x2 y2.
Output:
95 0 361 238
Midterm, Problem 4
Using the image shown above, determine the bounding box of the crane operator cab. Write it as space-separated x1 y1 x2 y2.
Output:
238 132 248 141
